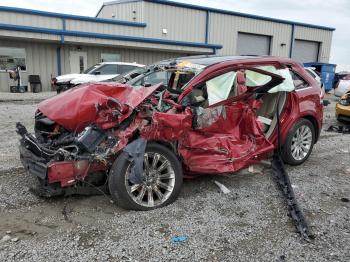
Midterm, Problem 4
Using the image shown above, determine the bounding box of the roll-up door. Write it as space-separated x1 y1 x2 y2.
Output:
292 39 320 63
237 32 271 56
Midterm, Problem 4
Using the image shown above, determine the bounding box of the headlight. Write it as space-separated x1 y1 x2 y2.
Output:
339 99 350 106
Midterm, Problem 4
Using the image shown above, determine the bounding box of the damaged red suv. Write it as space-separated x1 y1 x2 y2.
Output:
17 55 323 210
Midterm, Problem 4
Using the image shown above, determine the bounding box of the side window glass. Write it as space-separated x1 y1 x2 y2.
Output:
98 65 118 75
117 65 137 74
206 71 237 106
144 71 169 86
290 71 309 90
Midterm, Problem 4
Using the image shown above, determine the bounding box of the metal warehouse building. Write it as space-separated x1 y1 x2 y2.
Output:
0 0 335 92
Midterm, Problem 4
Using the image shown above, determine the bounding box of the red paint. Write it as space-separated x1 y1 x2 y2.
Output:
39 57 323 186
38 83 160 132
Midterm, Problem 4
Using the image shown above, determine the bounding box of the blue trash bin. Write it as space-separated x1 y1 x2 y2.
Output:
304 63 337 92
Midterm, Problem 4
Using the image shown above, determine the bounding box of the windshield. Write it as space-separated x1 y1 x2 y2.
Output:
122 60 205 91
83 64 101 74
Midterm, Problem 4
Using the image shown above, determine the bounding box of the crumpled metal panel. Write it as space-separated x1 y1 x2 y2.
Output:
141 101 274 174
38 83 160 132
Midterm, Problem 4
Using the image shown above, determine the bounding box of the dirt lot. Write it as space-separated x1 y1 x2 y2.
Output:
0 92 349 261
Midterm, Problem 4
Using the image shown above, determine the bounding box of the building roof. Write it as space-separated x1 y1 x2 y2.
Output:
98 0 335 31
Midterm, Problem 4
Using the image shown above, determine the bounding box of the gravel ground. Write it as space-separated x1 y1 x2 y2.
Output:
0 92 349 261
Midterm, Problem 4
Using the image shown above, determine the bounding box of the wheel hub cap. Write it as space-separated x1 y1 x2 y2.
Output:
291 125 312 161
125 152 176 208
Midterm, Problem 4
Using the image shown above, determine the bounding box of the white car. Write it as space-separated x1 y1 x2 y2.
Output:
53 62 144 93
334 73 350 97
305 67 325 97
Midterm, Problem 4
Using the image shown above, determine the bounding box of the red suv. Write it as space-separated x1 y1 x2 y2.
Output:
17 55 323 210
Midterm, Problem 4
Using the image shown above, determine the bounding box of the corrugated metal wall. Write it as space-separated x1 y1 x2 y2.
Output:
209 12 292 57
97 1 145 23
0 39 183 92
0 1 335 92
294 26 333 63
142 2 206 43
0 39 58 92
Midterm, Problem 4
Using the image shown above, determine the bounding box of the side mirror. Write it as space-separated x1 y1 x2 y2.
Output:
94 71 101 75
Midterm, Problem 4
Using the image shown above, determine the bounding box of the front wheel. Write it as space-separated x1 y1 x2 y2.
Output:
108 142 183 211
281 119 315 165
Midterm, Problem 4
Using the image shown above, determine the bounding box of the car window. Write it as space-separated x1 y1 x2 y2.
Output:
290 71 310 90
97 64 118 75
117 65 138 74
84 64 100 74
206 71 237 106
133 71 170 86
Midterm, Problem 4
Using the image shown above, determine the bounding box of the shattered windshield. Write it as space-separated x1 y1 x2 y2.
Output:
119 60 206 91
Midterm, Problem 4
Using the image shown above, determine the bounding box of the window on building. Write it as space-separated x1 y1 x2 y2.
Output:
101 53 121 62
0 47 26 71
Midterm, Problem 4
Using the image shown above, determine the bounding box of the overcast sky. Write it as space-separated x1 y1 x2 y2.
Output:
1 0 348 68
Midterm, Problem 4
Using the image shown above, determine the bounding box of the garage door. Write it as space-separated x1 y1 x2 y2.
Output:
292 40 320 63
237 32 271 56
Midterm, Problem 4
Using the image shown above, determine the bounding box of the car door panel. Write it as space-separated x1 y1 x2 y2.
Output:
178 101 274 173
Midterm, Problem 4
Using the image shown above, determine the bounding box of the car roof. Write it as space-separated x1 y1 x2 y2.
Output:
99 62 145 67
156 55 296 67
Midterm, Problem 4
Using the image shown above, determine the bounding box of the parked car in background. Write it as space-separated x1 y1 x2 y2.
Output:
305 67 325 97
52 62 144 93
336 91 350 122
334 72 350 97
17 55 323 210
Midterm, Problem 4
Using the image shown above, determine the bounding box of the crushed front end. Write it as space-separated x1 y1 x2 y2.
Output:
16 83 160 197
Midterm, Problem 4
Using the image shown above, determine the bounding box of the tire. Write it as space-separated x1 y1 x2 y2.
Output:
108 142 183 211
281 119 315 166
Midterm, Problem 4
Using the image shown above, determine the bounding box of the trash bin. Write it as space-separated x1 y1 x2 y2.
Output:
303 63 337 92
28 75 42 93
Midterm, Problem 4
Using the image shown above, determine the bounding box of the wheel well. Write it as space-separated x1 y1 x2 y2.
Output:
302 116 320 143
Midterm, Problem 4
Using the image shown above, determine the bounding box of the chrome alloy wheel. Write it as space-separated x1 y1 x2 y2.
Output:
125 152 176 208
291 125 313 161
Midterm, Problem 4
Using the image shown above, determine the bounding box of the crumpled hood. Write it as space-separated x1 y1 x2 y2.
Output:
38 82 160 132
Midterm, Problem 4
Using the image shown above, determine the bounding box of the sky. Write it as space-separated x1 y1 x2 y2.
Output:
0 0 349 69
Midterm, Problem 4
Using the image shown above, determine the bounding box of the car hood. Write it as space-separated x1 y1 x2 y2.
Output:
38 83 160 132
56 74 88 83
70 74 119 85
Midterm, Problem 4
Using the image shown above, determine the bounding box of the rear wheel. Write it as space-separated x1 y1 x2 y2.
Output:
281 119 315 165
108 142 183 211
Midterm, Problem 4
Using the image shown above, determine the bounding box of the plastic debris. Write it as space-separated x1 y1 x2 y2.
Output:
0 235 11 243
171 235 188 243
11 237 19 242
214 181 231 194
248 165 264 174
